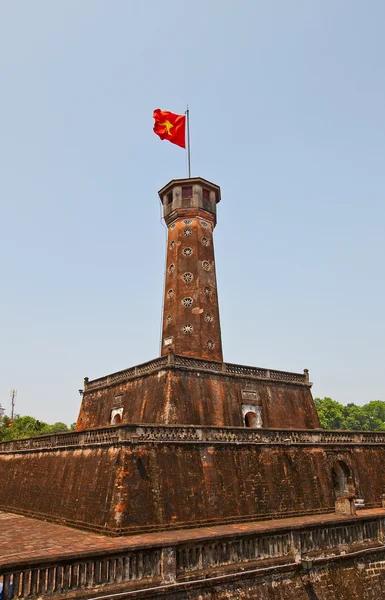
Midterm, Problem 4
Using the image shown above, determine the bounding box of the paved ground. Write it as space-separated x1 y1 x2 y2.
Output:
1 508 384 566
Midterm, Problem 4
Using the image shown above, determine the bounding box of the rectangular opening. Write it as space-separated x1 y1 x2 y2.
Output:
202 188 210 201
182 186 192 199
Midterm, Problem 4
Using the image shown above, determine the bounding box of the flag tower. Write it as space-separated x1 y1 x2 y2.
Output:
158 177 223 362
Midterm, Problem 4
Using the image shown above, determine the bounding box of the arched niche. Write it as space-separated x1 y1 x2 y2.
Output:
242 404 262 429
110 407 123 425
332 461 351 498
245 412 258 428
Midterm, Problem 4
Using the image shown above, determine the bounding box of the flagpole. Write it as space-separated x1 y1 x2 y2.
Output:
186 106 191 178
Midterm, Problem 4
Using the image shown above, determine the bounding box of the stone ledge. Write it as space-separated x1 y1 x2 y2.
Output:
0 504 337 538
83 353 310 393
2 424 385 454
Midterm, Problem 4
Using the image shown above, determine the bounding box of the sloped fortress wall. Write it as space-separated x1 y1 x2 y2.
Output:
77 355 320 430
1 430 385 535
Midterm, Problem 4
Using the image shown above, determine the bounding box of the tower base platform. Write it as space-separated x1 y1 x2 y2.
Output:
1 424 385 537
76 353 319 430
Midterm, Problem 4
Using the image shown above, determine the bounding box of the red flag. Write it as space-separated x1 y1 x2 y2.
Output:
153 109 186 149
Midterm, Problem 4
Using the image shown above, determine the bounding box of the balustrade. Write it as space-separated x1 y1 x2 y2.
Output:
83 354 308 392
1 517 383 598
3 425 385 453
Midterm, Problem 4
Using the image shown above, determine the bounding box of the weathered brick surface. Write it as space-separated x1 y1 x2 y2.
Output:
77 369 319 429
158 178 223 362
0 447 117 530
113 554 385 600
1 441 385 535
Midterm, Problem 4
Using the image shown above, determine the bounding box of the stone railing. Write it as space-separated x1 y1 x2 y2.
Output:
176 517 384 577
0 515 384 599
299 518 382 555
83 353 309 391
0 547 162 600
2 425 385 453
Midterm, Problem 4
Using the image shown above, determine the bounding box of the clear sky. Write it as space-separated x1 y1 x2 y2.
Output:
0 1 384 425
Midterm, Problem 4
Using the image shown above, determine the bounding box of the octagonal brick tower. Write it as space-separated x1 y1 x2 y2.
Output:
159 177 223 362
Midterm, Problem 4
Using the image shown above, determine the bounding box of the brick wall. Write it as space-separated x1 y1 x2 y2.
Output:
134 553 385 600
77 368 319 430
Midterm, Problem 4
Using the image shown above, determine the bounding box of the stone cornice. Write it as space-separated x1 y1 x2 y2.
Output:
2 424 385 454
82 352 311 393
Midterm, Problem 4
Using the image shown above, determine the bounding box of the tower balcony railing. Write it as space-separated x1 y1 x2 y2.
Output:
2 424 385 453
82 352 310 392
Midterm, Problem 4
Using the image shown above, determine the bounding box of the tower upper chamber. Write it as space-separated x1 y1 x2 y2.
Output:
159 177 223 362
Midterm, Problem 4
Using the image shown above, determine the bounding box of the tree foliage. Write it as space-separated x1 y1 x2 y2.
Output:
314 398 385 430
0 414 76 441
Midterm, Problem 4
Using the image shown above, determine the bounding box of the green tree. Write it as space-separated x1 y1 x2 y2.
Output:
47 422 69 434
0 415 72 441
314 397 345 429
361 401 385 430
342 404 369 430
314 398 385 430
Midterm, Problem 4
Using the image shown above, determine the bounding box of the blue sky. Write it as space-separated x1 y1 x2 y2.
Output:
0 1 384 424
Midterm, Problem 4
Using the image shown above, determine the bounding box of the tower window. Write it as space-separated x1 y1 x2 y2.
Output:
201 237 209 246
182 186 192 199
182 272 193 283
205 313 213 322
168 264 175 274
202 261 211 271
202 188 210 201
184 228 192 237
182 297 193 308
183 247 193 257
169 240 176 249
206 340 214 350
166 314 172 324
200 220 209 228
167 289 174 298
182 324 193 335
183 219 193 225
166 192 173 205
204 286 212 296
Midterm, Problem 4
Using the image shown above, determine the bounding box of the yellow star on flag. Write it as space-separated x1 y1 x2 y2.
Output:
160 120 174 135
153 109 186 149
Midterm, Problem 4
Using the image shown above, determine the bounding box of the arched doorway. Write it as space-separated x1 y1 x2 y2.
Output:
112 413 122 425
332 461 350 497
243 406 262 428
110 408 123 425
245 411 258 428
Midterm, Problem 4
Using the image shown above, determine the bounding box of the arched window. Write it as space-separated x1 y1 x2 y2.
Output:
110 408 123 425
245 412 258 428
242 406 262 428
332 461 350 497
